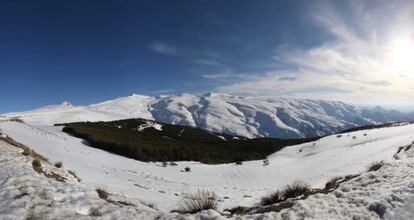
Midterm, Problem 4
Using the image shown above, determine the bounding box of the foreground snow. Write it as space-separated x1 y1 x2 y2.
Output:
1 119 414 214
3 93 413 138
1 127 414 219
0 140 161 219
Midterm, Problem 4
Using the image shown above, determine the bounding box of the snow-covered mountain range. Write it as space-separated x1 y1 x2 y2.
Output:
3 93 413 139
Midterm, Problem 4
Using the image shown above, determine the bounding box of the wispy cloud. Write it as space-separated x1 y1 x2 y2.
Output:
217 0 414 104
149 42 179 55
193 59 221 66
202 70 234 79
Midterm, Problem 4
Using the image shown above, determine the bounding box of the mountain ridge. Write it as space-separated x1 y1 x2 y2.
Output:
3 93 413 139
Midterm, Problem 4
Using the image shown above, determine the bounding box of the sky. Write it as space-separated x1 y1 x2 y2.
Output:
1 0 414 113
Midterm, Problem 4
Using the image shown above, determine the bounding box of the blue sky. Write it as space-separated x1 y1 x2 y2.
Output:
1 0 414 112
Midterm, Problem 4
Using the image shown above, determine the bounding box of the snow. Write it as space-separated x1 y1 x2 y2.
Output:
1 94 414 219
1 119 414 216
3 93 412 139
257 142 414 219
0 140 163 220
2 123 414 219
137 121 163 131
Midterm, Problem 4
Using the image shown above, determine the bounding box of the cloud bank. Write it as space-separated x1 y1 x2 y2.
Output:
216 0 414 106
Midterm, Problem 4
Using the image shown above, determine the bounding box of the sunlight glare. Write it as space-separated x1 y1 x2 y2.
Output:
388 38 414 74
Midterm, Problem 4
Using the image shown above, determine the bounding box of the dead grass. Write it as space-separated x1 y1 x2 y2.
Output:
0 134 47 161
394 146 405 159
68 170 81 182
32 159 43 173
260 191 282 206
47 172 67 182
367 161 385 172
0 133 68 182
324 176 342 191
259 181 310 206
9 117 25 123
96 188 110 200
173 190 218 214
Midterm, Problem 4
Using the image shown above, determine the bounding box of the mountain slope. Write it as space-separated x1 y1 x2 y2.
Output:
3 93 413 139
1 118 414 213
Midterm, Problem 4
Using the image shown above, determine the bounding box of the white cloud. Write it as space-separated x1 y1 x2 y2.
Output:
193 59 221 66
202 70 234 79
149 42 179 55
217 0 414 105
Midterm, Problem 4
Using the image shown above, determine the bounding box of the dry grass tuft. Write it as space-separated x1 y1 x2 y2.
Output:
260 181 310 206
32 159 43 173
324 176 342 190
68 170 81 182
367 161 385 172
174 190 218 214
260 191 282 206
96 189 110 200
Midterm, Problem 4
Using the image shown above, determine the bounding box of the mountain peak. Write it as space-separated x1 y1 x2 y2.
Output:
61 101 73 107
373 105 385 112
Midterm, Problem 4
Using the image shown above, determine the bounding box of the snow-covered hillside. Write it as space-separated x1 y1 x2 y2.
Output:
3 93 413 138
2 128 414 219
1 119 414 215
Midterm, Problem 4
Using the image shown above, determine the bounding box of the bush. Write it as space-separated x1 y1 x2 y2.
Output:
184 167 191 172
259 181 310 206
367 161 384 172
282 181 310 200
260 191 282 206
96 189 109 200
324 177 342 190
263 159 269 166
177 190 218 214
32 159 42 173
54 161 63 168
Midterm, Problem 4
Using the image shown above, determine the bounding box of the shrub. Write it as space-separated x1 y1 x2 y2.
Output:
282 181 310 200
54 161 63 168
9 117 24 123
260 191 282 206
96 189 109 200
32 159 42 173
177 190 218 214
394 146 405 159
263 159 269 166
162 161 168 167
170 162 178 166
235 161 243 165
324 176 342 190
336 134 342 138
367 161 385 172
260 181 310 206
184 167 191 172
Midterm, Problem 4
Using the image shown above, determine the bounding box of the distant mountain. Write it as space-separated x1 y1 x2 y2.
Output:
3 93 413 139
